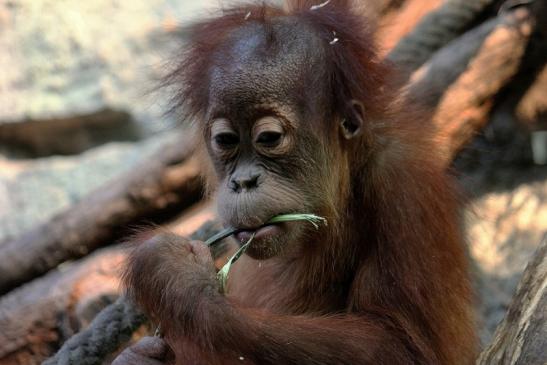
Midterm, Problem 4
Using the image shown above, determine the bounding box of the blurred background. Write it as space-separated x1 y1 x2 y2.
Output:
0 0 545 364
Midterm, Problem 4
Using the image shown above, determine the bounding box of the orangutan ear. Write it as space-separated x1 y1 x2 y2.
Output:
341 100 365 140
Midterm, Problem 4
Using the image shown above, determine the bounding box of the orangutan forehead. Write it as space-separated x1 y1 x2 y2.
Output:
208 16 327 110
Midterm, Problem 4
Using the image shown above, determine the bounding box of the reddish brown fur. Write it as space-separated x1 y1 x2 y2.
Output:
123 1 477 364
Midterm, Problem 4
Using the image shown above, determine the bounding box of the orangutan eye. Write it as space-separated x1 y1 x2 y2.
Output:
210 118 239 152
256 131 282 147
252 116 292 155
214 132 239 148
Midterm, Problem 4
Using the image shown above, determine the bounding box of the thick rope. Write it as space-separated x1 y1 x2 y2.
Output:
42 298 146 365
387 0 499 74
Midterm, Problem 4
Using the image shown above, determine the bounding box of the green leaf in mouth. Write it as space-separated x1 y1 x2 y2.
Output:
212 213 327 292
265 213 327 229
205 213 327 247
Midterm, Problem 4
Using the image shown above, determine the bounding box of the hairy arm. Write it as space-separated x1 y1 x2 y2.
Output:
121 234 425 365
184 304 421 365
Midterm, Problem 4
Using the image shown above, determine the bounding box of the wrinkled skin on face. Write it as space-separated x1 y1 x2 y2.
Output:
203 19 345 259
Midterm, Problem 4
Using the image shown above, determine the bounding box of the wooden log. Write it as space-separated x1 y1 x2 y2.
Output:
407 7 536 166
0 109 139 157
432 8 535 164
0 246 126 365
0 132 204 295
477 237 547 365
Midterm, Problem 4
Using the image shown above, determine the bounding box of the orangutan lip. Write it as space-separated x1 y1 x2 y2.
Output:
204 220 287 247
235 224 284 244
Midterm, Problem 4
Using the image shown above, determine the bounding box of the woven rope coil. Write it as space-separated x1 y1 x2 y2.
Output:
388 0 498 72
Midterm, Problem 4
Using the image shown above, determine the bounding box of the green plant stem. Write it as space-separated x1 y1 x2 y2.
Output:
205 214 327 247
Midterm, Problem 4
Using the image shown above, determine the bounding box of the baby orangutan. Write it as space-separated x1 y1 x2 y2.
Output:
114 1 477 364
